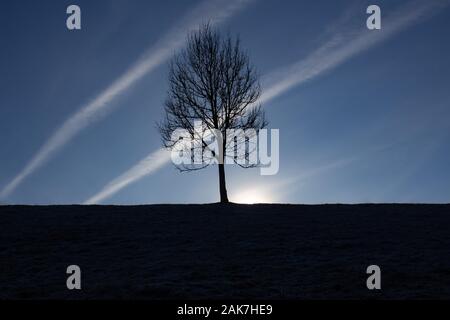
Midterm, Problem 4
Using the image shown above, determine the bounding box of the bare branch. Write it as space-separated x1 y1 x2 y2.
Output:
159 23 267 172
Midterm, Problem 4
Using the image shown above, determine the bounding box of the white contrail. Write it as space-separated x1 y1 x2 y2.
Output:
0 0 255 200
84 148 171 204
259 0 450 105
84 0 449 204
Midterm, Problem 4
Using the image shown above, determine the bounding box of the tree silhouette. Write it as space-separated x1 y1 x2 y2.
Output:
159 24 267 203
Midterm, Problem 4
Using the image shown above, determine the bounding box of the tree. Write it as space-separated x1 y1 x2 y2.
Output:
159 24 267 203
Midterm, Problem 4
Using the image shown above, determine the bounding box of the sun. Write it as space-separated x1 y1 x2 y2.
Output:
232 188 273 204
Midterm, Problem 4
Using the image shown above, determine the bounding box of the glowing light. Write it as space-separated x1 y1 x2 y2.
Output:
232 188 273 204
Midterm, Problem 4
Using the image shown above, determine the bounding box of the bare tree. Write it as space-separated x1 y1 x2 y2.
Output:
159 24 267 203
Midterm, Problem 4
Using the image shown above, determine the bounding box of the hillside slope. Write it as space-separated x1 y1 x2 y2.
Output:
1 204 450 299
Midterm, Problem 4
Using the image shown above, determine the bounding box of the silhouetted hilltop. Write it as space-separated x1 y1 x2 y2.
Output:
1 204 450 299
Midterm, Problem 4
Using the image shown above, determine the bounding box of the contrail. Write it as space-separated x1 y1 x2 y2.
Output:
0 0 255 200
85 0 449 204
84 148 170 204
259 0 450 104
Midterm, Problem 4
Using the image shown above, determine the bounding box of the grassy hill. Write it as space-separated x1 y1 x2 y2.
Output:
1 204 450 299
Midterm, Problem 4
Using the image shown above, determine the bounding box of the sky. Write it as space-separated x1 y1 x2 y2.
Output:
1 0 450 205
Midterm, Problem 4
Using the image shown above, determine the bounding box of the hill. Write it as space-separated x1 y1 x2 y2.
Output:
1 204 449 299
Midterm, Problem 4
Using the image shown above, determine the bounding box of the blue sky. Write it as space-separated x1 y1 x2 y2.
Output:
1 0 450 204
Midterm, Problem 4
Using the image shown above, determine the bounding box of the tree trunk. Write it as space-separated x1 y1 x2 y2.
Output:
218 163 229 203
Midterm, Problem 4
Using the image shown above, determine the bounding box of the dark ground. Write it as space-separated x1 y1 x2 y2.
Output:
1 204 450 299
